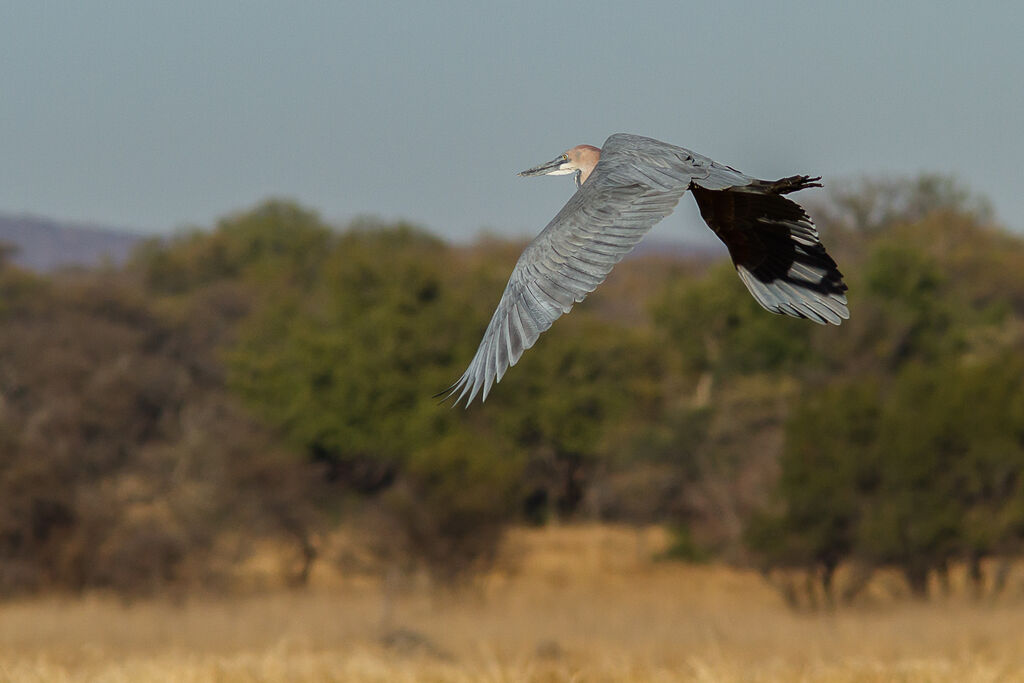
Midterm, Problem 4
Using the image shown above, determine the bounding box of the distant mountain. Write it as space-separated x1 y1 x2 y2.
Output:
0 213 145 271
0 211 727 273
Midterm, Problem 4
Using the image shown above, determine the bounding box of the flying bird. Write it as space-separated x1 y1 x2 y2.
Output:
439 133 847 407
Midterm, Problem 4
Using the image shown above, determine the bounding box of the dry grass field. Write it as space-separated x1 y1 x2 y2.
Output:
2 525 1024 682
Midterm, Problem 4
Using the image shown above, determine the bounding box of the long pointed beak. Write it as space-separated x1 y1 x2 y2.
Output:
518 155 567 177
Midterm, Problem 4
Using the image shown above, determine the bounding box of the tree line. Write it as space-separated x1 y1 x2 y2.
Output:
0 175 1021 603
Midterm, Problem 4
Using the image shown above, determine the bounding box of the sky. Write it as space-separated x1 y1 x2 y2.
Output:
2 2 1022 245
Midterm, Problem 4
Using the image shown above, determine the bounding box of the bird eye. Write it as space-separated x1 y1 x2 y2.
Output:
562 154 568 161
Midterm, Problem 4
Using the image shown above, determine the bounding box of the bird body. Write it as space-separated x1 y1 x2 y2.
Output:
440 134 848 407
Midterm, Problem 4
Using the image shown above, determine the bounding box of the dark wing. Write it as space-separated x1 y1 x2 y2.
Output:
439 134 701 407
689 174 849 324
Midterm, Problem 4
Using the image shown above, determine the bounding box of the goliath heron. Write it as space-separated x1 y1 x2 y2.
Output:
439 133 847 407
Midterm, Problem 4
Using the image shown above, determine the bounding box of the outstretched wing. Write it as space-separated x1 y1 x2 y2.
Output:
689 175 849 324
439 134 707 407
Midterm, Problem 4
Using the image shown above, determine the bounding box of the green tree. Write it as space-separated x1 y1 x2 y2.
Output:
226 224 471 478
863 357 1024 596
486 313 667 517
747 380 882 603
135 199 333 294
757 355 1024 602
652 262 814 379
369 431 524 583
224 219 531 581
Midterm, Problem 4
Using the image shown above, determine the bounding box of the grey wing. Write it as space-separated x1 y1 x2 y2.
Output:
439 137 697 407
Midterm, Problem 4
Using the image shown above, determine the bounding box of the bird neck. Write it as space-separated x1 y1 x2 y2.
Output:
575 146 600 186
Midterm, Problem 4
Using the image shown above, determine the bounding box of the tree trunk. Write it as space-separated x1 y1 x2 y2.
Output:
992 558 1011 599
935 560 951 598
968 553 984 600
821 560 837 610
557 454 585 517
903 563 930 599
282 518 318 588
840 562 875 605
803 570 819 610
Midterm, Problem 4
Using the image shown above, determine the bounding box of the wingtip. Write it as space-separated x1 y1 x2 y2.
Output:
433 384 459 408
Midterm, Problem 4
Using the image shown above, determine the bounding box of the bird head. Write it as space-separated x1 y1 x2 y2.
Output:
519 145 601 187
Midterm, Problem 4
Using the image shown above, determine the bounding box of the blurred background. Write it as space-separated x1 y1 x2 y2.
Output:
2 2 1024 681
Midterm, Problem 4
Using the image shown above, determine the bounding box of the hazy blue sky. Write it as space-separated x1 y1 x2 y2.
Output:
2 2 1022 244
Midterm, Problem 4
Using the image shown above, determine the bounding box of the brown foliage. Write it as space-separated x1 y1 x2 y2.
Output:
0 266 320 596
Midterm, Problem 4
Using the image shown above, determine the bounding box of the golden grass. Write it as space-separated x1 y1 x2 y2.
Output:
2 525 1024 682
